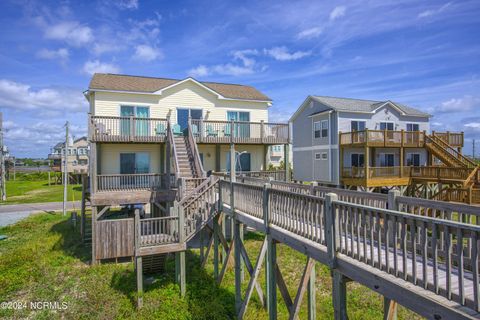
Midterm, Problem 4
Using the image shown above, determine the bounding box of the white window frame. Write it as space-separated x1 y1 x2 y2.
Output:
315 153 322 160
406 123 420 131
351 120 366 131
379 121 395 131
313 121 321 139
321 152 328 160
313 119 329 139
321 120 328 138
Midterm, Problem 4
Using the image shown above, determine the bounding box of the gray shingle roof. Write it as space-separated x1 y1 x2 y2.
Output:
310 96 430 117
89 73 271 101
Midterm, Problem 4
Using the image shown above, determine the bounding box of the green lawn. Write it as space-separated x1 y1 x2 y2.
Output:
0 213 420 319
2 179 82 205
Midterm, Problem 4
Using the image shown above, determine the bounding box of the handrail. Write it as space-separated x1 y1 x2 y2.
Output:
179 176 213 205
187 120 205 177
167 121 180 180
427 135 475 167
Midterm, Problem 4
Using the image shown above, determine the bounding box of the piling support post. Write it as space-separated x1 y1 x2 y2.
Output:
384 297 398 320
134 209 143 308
263 182 277 319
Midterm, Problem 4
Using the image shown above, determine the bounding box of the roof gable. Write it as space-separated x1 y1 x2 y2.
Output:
88 73 271 102
290 95 430 122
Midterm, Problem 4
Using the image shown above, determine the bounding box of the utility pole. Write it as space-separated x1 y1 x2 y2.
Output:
63 121 69 216
0 113 5 201
473 139 476 160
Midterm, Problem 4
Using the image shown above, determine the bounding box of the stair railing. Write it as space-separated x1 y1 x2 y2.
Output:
187 118 206 178
427 135 476 168
167 121 180 186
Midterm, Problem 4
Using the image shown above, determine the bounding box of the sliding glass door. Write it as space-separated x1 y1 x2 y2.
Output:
227 111 250 138
120 106 150 136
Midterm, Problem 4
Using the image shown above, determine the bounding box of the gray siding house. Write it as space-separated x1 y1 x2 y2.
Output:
290 96 431 186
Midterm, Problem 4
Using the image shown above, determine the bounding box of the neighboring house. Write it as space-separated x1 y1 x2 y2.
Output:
48 136 89 176
267 144 293 169
290 96 468 192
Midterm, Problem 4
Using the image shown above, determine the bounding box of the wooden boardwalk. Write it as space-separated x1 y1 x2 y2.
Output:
214 179 480 319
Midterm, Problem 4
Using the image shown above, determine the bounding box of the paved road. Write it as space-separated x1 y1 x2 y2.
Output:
0 201 81 227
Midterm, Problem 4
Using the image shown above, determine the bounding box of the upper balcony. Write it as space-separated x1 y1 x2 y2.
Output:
89 115 290 145
339 130 463 148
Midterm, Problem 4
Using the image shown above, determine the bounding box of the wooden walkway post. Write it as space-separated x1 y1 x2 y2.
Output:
263 182 277 319
332 270 348 320
308 265 316 320
80 174 86 241
175 202 186 297
325 193 348 319
134 208 143 308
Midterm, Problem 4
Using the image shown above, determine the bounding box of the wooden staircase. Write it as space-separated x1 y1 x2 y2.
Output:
415 134 480 204
173 135 197 178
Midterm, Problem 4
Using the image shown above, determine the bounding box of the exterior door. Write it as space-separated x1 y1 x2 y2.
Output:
120 153 136 174
226 152 251 172
177 109 189 132
380 153 395 167
120 106 135 136
135 152 150 173
178 109 203 132
227 111 250 138
135 107 149 136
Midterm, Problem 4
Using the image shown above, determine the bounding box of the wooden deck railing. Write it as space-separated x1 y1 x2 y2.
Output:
342 166 411 179
410 166 472 181
139 216 179 246
89 115 168 142
96 173 175 191
219 179 480 311
339 130 463 147
191 119 289 144
432 131 464 147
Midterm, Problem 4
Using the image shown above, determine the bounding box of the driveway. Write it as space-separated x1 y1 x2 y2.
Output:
0 201 82 227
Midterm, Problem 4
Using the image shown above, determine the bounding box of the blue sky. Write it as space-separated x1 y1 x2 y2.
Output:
1 0 479 158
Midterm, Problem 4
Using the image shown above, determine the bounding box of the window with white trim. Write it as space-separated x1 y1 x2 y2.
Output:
313 120 329 138
406 153 420 166
321 152 328 160
313 122 321 138
315 153 321 160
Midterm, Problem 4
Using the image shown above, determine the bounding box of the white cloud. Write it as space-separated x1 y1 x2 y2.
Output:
297 27 323 40
329 6 346 21
0 79 86 114
82 60 120 75
44 21 93 47
232 49 258 67
212 64 256 76
117 0 139 10
36 48 69 61
133 45 162 61
437 95 479 113
465 123 480 130
188 65 210 77
264 46 311 61
418 2 451 19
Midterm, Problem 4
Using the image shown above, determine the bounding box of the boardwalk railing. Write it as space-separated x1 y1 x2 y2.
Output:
191 119 289 144
214 170 288 181
332 199 480 310
96 173 176 191
89 115 168 142
218 179 480 313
